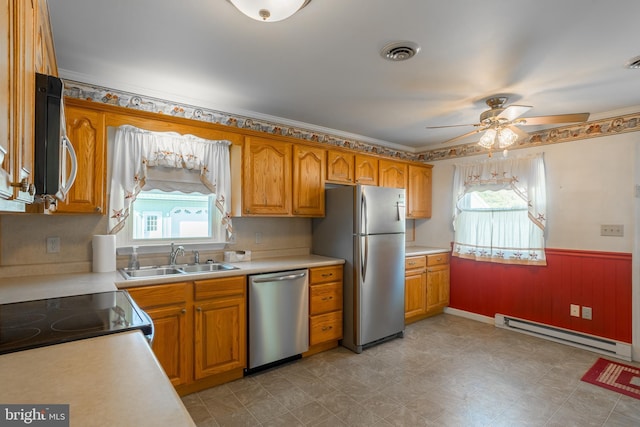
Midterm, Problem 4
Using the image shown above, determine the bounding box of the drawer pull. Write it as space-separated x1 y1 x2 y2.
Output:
321 273 334 277
196 307 202 312
181 308 186 314
321 326 333 332
408 261 416 266
321 296 334 301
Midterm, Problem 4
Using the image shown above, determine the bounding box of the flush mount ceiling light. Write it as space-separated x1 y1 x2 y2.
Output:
227 0 312 22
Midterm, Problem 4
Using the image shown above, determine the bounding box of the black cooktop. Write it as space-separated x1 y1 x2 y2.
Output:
0 291 153 355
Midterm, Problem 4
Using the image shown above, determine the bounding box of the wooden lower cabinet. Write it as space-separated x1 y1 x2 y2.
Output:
426 253 450 313
193 276 246 380
404 256 427 322
126 282 190 387
404 253 450 323
127 276 246 396
305 265 343 356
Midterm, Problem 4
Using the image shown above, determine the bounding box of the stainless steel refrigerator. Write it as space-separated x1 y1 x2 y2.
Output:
312 184 405 353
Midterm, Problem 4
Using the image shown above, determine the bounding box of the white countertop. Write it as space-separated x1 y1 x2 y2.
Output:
405 245 450 256
0 331 195 427
114 254 345 288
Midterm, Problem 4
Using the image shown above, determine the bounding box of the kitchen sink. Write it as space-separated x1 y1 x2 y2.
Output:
119 262 238 279
177 263 238 273
120 266 185 279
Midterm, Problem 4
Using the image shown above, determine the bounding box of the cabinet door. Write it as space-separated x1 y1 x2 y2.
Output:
355 154 378 185
56 104 106 213
0 1 14 199
407 164 432 218
145 304 189 387
426 264 450 312
326 149 354 183
34 0 57 75
243 136 291 215
405 270 427 320
11 0 36 203
194 296 246 379
379 159 407 189
292 144 325 216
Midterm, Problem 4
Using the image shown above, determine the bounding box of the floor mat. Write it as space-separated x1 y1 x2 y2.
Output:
581 357 640 400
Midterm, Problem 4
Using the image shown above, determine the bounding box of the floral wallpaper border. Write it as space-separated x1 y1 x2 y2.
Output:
63 80 640 162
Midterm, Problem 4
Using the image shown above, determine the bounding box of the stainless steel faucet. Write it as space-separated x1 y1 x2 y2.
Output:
169 243 185 265
193 250 200 264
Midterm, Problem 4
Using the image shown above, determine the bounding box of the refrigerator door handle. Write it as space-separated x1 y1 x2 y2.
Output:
360 191 368 235
361 235 368 282
397 200 405 222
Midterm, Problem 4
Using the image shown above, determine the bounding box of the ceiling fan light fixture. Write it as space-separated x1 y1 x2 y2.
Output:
228 0 311 22
497 127 518 149
478 128 497 149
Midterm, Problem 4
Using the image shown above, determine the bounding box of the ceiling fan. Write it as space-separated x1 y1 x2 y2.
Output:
427 96 590 148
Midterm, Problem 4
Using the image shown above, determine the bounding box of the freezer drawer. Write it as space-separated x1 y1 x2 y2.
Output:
248 270 309 371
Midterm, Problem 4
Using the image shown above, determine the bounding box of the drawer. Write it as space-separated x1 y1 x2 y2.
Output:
310 265 343 285
310 311 343 346
310 282 342 315
427 253 449 266
405 256 426 270
194 276 245 300
127 282 189 308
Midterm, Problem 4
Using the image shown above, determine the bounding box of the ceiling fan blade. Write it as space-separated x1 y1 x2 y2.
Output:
440 128 484 144
507 124 528 141
426 123 479 129
497 105 532 121
518 113 590 126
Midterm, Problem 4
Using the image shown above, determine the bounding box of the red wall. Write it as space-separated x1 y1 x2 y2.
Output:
450 248 632 343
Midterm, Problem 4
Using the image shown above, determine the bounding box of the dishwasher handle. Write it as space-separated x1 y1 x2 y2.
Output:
251 272 307 283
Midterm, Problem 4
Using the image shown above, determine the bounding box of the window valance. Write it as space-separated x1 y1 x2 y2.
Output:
109 125 233 240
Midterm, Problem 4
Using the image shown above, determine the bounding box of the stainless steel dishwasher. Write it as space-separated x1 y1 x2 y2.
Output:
247 269 309 373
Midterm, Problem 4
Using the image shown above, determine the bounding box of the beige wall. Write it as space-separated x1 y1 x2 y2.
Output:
414 132 637 253
0 214 312 278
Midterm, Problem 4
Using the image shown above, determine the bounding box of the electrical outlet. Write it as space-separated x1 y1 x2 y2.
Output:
601 224 624 237
46 236 60 253
582 306 592 320
570 304 580 317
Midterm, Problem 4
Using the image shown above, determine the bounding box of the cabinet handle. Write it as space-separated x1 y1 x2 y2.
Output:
321 273 334 278
321 296 334 301
196 307 202 312
408 261 416 266
181 308 186 314
321 326 333 331
11 178 30 193
95 206 102 212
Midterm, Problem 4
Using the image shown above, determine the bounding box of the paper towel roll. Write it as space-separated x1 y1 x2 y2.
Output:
93 235 116 272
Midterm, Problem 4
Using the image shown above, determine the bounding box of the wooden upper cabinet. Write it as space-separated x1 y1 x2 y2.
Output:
292 144 325 216
407 164 432 219
34 0 57 76
355 154 378 185
379 159 407 189
242 136 292 215
0 1 14 201
326 149 354 184
56 103 106 214
1 0 56 209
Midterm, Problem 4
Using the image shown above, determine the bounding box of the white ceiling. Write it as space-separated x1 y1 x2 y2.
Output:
48 0 640 153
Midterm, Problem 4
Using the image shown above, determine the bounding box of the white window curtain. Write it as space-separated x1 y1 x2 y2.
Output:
109 125 233 240
452 153 547 265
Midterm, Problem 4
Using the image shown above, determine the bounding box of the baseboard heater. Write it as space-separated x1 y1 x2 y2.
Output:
495 314 632 361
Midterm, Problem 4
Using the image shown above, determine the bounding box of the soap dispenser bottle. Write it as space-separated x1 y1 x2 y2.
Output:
128 246 140 270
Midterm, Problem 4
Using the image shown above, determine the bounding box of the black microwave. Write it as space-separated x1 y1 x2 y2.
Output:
34 73 77 202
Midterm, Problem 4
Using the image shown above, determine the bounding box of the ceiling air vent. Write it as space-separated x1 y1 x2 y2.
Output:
381 41 420 62
626 55 640 69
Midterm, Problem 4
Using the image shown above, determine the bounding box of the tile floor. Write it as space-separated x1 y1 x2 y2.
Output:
182 314 640 426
